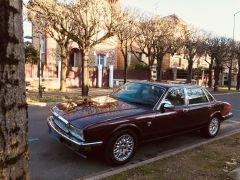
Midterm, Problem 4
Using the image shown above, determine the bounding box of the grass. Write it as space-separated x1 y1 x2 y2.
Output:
105 133 240 180
27 95 83 103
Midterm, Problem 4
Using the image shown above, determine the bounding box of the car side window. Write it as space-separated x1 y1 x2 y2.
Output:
186 88 208 105
164 88 185 106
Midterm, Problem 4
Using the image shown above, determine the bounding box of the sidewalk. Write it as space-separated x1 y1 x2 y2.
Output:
27 86 240 98
27 87 113 97
206 87 240 95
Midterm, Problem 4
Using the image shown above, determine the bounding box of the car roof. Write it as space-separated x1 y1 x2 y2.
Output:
133 81 202 90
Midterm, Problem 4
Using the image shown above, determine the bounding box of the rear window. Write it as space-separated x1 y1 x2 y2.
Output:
186 88 208 105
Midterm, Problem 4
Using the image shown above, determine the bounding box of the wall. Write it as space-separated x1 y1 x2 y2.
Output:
25 64 110 90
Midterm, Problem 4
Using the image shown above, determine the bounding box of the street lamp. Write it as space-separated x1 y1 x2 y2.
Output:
233 11 240 41
24 35 43 98
229 11 240 90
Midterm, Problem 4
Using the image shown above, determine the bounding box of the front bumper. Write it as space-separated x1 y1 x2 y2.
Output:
223 112 233 120
47 117 103 157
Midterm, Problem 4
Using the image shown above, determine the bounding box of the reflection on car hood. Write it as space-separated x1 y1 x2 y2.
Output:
52 96 148 129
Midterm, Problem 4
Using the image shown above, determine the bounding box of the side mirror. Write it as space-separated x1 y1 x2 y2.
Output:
163 103 175 110
160 103 175 112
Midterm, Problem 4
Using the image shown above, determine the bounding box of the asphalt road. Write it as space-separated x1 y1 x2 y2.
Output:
29 93 240 180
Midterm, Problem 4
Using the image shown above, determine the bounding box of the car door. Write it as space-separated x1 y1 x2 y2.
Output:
184 87 211 129
134 85 165 140
153 87 189 137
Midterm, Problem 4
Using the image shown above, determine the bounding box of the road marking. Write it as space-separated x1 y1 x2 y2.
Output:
28 138 39 144
225 120 240 124
214 92 240 96
232 108 240 112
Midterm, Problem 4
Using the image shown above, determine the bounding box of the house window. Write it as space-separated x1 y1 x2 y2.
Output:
69 48 78 67
97 54 106 67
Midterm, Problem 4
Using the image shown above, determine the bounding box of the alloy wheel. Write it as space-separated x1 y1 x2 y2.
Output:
113 134 134 162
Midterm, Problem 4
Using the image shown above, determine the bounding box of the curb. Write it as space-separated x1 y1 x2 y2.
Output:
82 129 240 180
28 101 59 107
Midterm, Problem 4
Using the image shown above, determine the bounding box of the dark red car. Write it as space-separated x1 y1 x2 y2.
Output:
47 82 232 165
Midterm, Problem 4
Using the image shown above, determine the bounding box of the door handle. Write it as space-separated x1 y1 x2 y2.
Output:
147 121 152 127
183 108 189 113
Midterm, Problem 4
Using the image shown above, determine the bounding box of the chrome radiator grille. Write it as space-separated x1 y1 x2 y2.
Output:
53 116 69 133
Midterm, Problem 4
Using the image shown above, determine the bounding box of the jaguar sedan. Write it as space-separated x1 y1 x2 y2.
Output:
47 82 233 165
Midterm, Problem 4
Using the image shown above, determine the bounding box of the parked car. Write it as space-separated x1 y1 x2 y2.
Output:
47 81 233 165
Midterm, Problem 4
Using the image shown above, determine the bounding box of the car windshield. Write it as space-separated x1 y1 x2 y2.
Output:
112 82 165 108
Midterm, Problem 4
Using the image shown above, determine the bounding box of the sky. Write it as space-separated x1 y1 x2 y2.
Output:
24 0 240 40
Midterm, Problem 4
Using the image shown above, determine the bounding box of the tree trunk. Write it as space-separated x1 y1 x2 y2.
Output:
60 60 68 91
228 59 233 90
208 58 213 88
156 55 163 81
236 59 240 91
214 63 221 91
0 0 29 179
186 60 193 83
148 66 152 81
123 54 128 84
59 48 68 92
81 49 89 96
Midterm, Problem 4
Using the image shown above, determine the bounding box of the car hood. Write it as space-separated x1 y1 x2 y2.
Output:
52 96 149 129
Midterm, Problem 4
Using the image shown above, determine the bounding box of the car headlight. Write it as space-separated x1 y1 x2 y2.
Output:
69 125 84 141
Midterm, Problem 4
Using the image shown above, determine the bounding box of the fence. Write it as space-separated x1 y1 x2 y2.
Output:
25 64 110 89
114 70 150 80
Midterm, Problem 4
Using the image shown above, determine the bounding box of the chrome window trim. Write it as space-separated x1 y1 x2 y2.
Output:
187 102 210 107
153 86 167 110
203 88 216 102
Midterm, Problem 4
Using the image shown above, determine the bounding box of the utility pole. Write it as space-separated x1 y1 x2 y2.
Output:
229 11 240 90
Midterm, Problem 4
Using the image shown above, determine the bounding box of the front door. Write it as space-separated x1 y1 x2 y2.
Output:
154 87 188 138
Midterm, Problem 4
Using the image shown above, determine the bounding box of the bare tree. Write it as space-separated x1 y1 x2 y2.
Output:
28 0 73 91
152 15 184 81
132 16 158 79
212 37 232 91
116 10 135 84
0 0 29 179
182 27 205 83
61 0 119 96
205 33 218 88
132 15 185 81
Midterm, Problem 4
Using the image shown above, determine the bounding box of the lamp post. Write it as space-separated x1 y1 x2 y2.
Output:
24 35 43 98
229 11 240 90
233 11 240 41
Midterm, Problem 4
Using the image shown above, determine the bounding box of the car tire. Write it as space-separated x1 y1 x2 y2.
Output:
105 129 137 165
201 116 220 138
